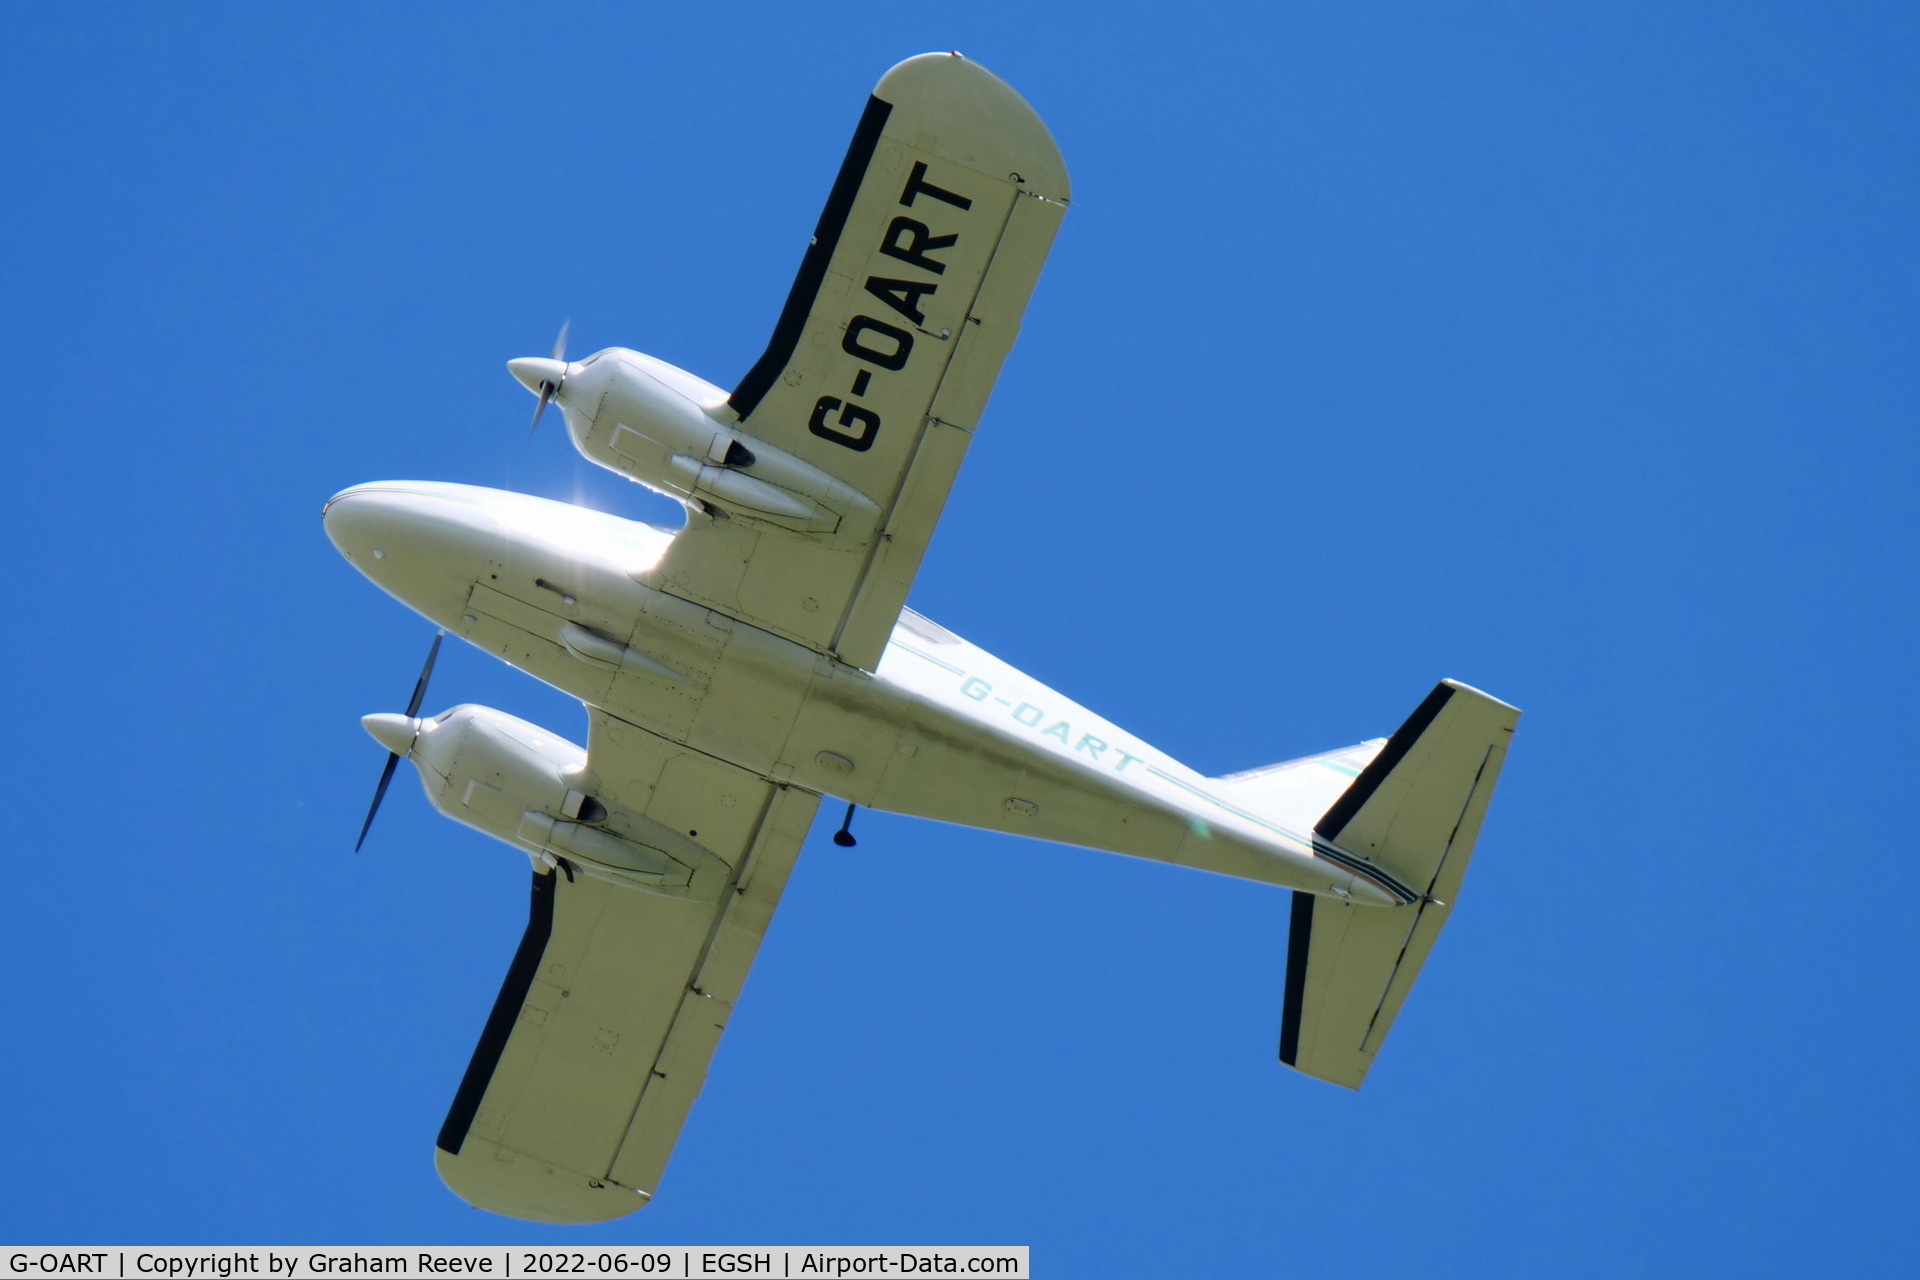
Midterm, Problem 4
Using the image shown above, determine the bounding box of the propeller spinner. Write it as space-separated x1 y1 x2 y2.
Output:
508 320 572 437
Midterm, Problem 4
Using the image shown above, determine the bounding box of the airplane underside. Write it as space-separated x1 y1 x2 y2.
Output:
326 52 1518 1224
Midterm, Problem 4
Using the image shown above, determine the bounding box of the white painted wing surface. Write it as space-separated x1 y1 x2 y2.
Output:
433 711 820 1223
1280 681 1520 1089
655 52 1069 671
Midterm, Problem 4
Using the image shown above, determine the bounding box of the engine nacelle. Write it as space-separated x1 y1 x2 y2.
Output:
556 349 879 542
402 704 730 899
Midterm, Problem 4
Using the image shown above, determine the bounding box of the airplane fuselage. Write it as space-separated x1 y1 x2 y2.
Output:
324 477 1401 906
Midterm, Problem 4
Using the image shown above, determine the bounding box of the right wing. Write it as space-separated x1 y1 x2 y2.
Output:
433 711 820 1223
654 52 1069 671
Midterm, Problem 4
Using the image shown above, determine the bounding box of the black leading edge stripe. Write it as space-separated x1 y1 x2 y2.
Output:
437 869 559 1156
727 94 894 421
1315 682 1457 841
1278 890 1316 1066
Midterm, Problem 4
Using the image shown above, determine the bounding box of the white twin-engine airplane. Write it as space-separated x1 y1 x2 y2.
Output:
325 53 1519 1224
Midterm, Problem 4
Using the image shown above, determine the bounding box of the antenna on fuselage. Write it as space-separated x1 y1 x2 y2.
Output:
832 803 858 848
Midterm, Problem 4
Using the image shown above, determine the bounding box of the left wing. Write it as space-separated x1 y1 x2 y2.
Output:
653 52 1069 670
433 711 819 1223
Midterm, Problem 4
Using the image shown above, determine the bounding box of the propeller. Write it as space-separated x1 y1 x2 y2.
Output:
353 630 444 852
527 320 571 437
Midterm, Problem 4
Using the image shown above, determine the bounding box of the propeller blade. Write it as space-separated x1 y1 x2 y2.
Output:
527 321 570 439
528 385 554 437
403 630 444 717
355 630 444 852
354 752 402 852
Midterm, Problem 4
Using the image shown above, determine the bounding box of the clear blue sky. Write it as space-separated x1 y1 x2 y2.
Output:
4 2 1916 1273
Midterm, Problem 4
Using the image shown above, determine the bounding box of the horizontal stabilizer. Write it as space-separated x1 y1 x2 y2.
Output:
1280 680 1518 1088
1214 738 1387 829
